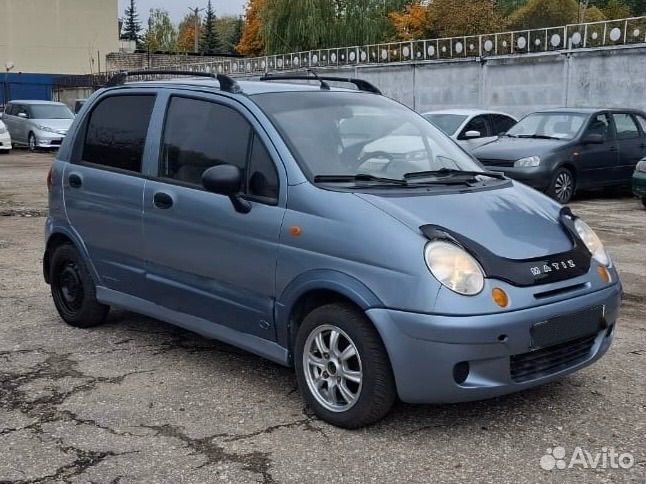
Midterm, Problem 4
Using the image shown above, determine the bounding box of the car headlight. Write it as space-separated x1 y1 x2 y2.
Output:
636 159 646 173
574 218 610 266
0 126 6 134
36 125 56 134
424 241 485 295
514 156 541 168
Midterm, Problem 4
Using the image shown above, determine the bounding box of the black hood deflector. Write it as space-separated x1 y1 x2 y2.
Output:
420 208 592 287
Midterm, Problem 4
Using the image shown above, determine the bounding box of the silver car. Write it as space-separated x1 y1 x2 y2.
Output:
423 109 517 152
2 101 74 151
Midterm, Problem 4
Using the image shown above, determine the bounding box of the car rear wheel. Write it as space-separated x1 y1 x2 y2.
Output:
28 133 37 152
547 167 575 204
295 303 396 428
50 244 109 328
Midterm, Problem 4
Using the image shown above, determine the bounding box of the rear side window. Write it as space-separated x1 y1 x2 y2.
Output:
82 95 155 172
633 114 646 134
160 97 251 185
612 113 640 140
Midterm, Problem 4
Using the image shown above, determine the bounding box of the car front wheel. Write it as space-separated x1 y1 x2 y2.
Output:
642 197 646 208
295 303 396 428
28 133 37 152
547 167 575 204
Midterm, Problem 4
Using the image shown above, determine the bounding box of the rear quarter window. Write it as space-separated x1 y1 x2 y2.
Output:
82 95 156 173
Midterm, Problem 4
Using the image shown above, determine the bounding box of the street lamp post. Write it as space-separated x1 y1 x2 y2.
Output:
4 62 15 107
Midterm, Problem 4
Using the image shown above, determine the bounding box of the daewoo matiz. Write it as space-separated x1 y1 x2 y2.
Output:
44 71 621 428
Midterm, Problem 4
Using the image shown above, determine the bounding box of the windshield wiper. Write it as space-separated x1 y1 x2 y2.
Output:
314 174 408 186
403 168 506 181
516 134 561 140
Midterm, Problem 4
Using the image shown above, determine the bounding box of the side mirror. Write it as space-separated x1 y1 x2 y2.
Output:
583 133 604 144
464 130 481 139
17 112 28 119
202 164 251 214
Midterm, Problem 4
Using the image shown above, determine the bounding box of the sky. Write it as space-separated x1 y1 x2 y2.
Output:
117 0 247 23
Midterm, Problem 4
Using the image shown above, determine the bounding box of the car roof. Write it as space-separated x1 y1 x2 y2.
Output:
532 107 646 115
121 78 357 95
422 109 514 117
8 100 67 105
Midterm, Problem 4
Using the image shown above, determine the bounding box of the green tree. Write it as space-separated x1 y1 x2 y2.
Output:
600 0 633 18
143 9 178 52
259 0 407 54
229 16 244 54
200 0 222 55
508 0 579 29
122 0 142 44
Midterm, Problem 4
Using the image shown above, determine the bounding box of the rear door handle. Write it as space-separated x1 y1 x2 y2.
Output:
68 174 82 188
153 192 174 209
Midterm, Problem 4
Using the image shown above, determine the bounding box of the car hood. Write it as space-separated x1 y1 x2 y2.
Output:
472 137 567 161
356 183 573 259
32 118 73 131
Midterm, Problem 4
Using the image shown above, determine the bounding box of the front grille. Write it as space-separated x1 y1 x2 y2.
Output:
478 158 515 168
510 334 597 383
50 139 62 146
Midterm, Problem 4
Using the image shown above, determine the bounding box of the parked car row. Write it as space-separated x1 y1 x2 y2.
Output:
0 100 75 152
424 107 646 204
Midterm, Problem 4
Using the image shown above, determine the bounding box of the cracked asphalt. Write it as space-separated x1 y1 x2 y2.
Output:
0 151 644 484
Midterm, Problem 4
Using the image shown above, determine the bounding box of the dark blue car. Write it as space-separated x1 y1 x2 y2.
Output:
472 108 646 203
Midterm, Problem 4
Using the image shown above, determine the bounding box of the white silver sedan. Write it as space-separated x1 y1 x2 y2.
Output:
423 109 517 152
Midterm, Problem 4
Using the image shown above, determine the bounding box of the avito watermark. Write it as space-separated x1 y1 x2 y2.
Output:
540 446 634 471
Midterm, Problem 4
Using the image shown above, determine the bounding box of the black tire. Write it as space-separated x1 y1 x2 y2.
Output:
295 303 396 428
547 167 575 204
28 132 37 152
50 243 109 328
642 197 646 208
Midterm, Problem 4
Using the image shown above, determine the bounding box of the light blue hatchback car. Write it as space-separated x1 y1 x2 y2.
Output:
44 71 622 428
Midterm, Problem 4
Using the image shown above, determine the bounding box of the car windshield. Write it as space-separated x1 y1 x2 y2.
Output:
423 113 468 136
253 92 484 181
507 112 587 140
29 104 74 120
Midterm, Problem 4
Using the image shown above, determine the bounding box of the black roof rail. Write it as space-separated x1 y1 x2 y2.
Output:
259 73 382 95
104 70 242 94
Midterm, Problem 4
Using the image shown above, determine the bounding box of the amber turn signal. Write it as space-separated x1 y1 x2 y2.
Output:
491 288 509 308
596 265 611 283
288 225 302 237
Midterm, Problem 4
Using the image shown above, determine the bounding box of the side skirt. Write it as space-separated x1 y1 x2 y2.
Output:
96 287 290 366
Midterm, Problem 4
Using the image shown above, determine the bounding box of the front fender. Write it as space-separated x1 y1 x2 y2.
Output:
274 269 384 349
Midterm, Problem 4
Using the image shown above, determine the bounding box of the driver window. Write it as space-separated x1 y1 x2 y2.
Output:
585 114 611 141
459 116 490 139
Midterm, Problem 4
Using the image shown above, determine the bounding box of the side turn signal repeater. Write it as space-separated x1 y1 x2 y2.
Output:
492 288 509 308
597 265 611 284
288 225 302 237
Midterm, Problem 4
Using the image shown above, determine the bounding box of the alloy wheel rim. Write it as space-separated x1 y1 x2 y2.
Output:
303 324 362 412
29 136 35 151
56 261 84 312
554 172 573 202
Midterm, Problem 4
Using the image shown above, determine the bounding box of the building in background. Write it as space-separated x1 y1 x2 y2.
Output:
0 0 119 104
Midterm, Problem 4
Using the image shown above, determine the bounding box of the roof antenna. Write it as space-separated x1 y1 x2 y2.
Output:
307 69 330 90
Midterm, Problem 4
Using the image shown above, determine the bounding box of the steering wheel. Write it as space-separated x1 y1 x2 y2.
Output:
355 151 395 173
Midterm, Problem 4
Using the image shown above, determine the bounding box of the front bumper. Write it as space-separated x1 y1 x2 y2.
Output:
0 132 11 150
483 164 552 191
632 171 646 198
34 130 66 148
367 282 621 403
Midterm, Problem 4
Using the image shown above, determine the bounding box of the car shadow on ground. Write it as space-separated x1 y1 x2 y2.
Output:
94 310 587 434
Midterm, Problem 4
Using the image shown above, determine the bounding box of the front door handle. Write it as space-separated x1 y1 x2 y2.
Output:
68 174 82 188
153 192 174 209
